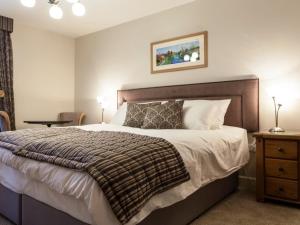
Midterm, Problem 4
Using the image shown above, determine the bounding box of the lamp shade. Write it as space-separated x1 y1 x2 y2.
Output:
97 96 109 109
72 2 86 16
49 5 63 20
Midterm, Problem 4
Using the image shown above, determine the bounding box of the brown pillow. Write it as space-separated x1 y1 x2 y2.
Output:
123 102 161 128
142 101 184 129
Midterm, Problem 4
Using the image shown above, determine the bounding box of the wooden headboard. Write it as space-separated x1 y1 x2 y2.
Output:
117 78 259 132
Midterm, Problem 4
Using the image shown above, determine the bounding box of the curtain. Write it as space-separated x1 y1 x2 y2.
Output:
0 16 15 130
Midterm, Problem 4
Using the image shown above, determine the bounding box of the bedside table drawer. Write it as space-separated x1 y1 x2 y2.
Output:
265 140 298 160
265 177 298 200
265 159 298 180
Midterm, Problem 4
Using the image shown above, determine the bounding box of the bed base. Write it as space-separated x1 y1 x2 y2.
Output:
0 184 22 225
139 172 238 225
0 172 238 225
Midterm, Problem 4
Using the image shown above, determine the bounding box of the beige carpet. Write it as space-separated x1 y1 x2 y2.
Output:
0 215 13 225
1 190 300 225
191 190 300 225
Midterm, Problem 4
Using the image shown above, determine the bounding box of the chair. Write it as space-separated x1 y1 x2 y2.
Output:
0 111 11 131
58 112 85 126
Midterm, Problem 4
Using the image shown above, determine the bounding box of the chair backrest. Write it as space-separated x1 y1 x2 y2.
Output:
58 112 85 126
0 111 11 131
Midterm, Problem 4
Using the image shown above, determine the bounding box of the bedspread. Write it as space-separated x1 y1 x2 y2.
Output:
0 128 190 224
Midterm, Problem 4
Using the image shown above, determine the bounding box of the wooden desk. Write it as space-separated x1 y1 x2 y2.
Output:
24 120 72 128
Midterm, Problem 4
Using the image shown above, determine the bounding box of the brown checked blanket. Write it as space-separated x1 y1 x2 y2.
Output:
0 128 190 224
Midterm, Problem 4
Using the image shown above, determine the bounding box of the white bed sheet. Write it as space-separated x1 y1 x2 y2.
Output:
0 124 249 225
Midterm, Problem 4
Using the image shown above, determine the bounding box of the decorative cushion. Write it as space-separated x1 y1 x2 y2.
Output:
142 101 184 129
123 102 160 128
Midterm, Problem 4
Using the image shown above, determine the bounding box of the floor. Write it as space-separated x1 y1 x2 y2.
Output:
192 190 300 225
0 214 13 225
1 190 300 225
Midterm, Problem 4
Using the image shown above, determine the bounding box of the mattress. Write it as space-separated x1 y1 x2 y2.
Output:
0 124 249 225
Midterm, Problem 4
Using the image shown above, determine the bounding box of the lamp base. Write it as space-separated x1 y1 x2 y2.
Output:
269 127 285 132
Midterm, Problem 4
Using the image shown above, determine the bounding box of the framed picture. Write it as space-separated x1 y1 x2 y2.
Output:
151 31 208 74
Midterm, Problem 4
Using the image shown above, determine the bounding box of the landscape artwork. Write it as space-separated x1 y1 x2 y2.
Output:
156 40 200 66
151 31 208 73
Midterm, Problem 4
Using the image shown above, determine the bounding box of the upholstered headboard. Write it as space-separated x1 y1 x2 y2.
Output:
117 78 259 132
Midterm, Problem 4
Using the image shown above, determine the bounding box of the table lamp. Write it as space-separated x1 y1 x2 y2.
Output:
97 96 109 123
269 96 285 132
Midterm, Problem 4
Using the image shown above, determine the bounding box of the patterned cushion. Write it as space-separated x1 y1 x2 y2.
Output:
142 101 184 129
123 102 161 128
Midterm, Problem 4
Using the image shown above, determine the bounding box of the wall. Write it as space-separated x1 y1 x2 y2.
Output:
13 23 75 129
75 0 300 131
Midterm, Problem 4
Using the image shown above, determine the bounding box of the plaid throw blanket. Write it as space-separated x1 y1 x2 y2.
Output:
0 128 190 224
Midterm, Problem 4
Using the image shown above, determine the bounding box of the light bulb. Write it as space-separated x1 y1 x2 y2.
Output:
72 2 86 17
20 0 36 8
67 0 78 3
49 5 63 20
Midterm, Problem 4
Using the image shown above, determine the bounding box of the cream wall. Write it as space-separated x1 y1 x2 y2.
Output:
75 0 300 130
13 23 75 129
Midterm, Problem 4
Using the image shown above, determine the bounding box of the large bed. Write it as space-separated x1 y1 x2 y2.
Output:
0 78 259 225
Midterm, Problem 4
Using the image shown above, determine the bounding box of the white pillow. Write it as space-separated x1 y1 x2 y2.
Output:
110 103 127 125
183 99 231 130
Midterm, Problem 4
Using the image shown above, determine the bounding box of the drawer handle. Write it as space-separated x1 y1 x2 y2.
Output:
277 148 284 153
278 187 284 192
278 167 284 172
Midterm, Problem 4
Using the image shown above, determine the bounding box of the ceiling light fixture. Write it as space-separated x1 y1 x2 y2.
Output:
49 4 63 20
20 0 36 8
67 0 78 3
20 0 85 20
72 2 86 16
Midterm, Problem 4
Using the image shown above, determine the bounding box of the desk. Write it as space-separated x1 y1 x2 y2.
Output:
24 120 72 128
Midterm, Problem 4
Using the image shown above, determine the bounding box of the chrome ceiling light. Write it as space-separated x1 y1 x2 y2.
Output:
21 0 36 7
49 0 63 20
72 1 86 16
20 0 86 20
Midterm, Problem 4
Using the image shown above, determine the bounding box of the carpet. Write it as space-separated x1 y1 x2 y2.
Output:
191 190 300 225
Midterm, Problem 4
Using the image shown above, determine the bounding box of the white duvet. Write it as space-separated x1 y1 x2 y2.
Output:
0 124 249 225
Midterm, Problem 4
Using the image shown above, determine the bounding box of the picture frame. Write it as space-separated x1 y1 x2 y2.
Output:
151 31 208 74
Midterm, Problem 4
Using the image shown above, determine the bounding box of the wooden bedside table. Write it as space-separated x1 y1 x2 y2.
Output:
254 131 300 203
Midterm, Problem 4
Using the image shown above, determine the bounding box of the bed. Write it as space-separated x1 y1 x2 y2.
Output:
0 78 259 225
